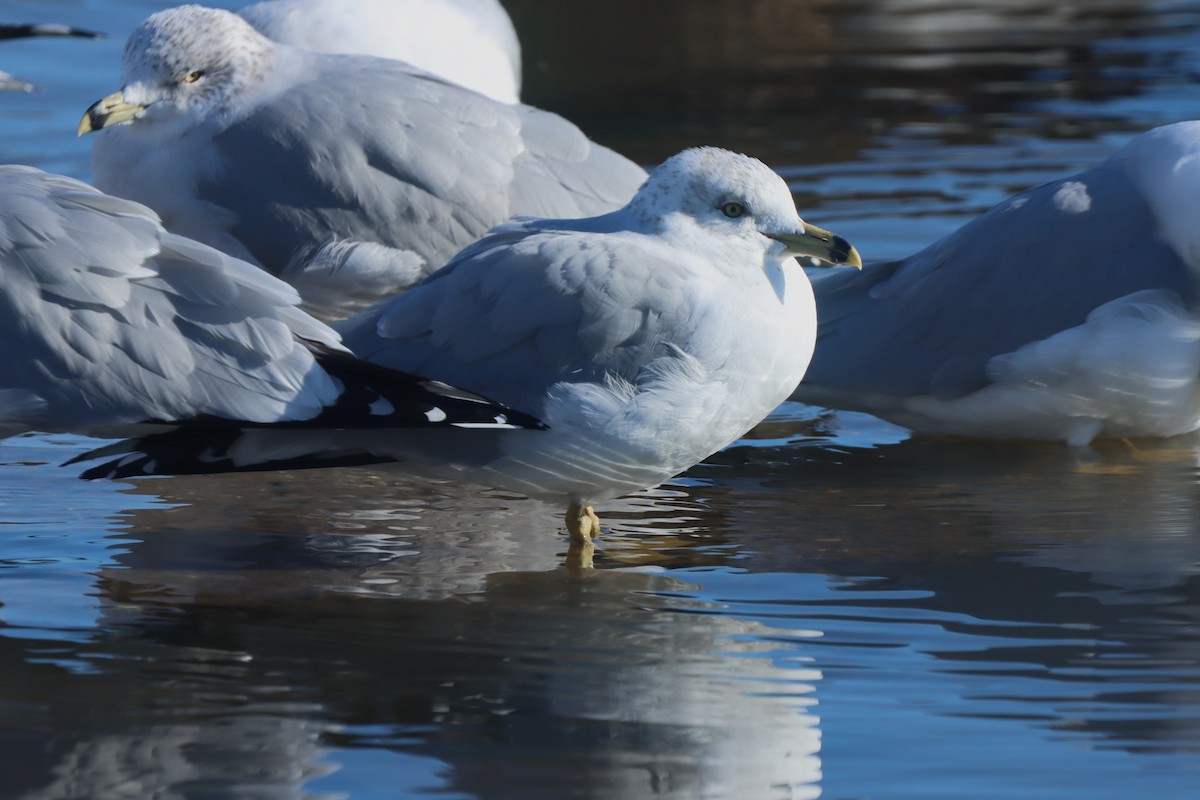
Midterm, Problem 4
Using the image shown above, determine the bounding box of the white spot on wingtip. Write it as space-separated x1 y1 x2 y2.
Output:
451 422 519 429
425 407 447 423
369 397 395 416
1053 181 1091 214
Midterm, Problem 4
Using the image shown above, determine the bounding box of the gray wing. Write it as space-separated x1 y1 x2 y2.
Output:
200 57 645 301
509 104 648 217
799 163 1193 401
0 166 341 435
337 221 696 414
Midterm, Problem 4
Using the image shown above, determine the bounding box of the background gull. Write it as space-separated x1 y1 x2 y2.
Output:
0 23 101 42
0 21 101 92
0 165 538 442
72 148 862 548
237 0 522 103
793 121 1200 446
78 4 646 320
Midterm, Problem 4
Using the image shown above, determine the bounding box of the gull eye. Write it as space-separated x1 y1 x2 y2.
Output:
182 70 205 84
720 201 745 219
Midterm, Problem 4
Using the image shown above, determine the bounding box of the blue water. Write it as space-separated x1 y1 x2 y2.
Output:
2 1 1200 798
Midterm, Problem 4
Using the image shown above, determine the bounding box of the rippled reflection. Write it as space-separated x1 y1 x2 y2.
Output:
2 455 824 798
507 0 1200 161
3 421 1200 797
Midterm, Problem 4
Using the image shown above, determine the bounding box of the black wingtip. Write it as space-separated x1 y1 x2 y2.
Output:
67 422 403 480
66 347 547 481
305 341 546 431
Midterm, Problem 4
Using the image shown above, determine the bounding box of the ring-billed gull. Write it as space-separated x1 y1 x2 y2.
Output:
0 166 538 442
238 0 522 103
793 121 1200 446
75 148 862 549
77 5 646 319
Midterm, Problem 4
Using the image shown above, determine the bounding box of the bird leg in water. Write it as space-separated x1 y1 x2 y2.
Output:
564 539 595 572
565 502 601 544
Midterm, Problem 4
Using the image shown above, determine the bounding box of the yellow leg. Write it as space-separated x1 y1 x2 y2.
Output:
563 502 598 571
565 538 595 572
564 502 601 544
1122 437 1198 464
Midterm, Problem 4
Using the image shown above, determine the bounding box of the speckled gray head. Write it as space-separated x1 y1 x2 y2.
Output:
629 147 862 268
631 147 795 224
79 5 277 136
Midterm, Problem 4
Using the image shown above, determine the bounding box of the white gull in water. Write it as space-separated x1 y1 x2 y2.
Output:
0 166 538 442
238 0 522 103
77 148 861 546
78 5 646 320
793 121 1200 445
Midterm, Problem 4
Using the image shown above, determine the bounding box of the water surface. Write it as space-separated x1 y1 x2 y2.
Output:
2 1 1200 798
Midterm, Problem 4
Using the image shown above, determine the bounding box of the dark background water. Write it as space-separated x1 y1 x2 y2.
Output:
2 1 1200 798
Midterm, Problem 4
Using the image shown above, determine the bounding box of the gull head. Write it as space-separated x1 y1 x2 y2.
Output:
79 5 276 137
629 147 861 269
